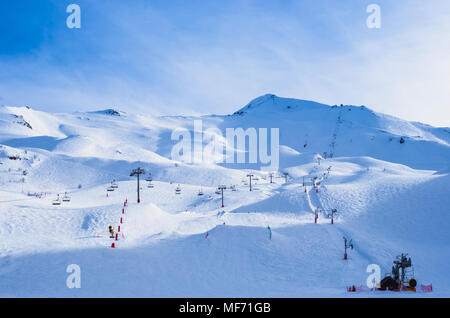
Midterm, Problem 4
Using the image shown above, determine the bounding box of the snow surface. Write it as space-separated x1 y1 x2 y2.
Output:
0 95 449 297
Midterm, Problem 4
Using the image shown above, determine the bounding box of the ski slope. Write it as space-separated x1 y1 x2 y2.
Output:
0 95 449 297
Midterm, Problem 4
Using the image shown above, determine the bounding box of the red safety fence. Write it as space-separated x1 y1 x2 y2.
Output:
347 283 433 293
420 284 433 292
347 285 364 292
111 199 128 248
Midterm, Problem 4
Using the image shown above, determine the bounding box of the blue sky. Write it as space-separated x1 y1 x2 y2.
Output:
0 0 449 126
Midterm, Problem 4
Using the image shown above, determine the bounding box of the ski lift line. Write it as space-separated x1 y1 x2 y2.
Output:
328 106 344 158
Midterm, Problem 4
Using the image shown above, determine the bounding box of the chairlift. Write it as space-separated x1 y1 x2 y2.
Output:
231 185 237 191
198 189 204 196
175 185 181 194
215 189 221 195
111 180 118 189
52 194 61 206
62 192 71 202
107 186 114 192
146 173 153 182
147 182 154 188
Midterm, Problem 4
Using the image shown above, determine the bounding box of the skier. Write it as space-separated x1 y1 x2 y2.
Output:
109 226 114 238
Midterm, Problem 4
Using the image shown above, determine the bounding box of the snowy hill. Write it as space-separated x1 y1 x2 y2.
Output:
0 95 449 297
230 94 449 171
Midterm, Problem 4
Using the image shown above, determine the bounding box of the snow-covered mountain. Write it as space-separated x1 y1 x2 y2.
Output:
0 95 449 297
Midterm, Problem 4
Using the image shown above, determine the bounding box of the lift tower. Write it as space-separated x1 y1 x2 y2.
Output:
130 167 145 203
247 174 254 191
218 185 226 208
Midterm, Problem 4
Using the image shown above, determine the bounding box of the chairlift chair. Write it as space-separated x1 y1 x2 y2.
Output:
175 185 181 194
52 194 61 206
62 192 71 202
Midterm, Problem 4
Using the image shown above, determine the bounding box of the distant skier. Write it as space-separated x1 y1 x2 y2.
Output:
109 226 114 238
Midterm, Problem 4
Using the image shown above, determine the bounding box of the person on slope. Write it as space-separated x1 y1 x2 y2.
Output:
109 226 114 238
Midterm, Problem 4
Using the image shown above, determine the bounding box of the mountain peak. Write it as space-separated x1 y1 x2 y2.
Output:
89 109 124 116
233 94 329 116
